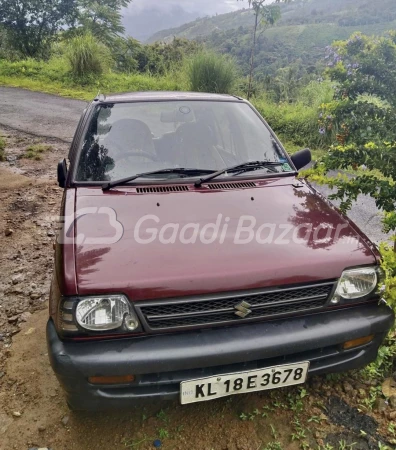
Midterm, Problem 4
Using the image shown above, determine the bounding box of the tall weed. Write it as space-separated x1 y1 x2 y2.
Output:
187 51 237 94
66 33 112 79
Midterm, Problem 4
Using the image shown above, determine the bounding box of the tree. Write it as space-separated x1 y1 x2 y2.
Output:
0 0 77 58
76 0 132 46
239 0 285 99
111 37 141 73
309 32 396 250
270 64 305 103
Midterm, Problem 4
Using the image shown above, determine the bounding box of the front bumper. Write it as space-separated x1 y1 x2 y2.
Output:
47 303 394 411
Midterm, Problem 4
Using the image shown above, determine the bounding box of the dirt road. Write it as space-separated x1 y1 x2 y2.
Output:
0 89 395 450
0 87 86 142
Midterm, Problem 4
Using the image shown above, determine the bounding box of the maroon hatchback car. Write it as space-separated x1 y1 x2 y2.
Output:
48 92 394 410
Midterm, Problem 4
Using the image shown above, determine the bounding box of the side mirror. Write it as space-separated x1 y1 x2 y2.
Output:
291 148 311 171
57 159 68 188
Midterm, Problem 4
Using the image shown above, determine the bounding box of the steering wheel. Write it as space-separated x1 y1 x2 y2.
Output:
117 150 158 162
104 138 159 162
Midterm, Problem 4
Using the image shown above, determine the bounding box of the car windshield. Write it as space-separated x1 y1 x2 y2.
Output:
76 100 292 182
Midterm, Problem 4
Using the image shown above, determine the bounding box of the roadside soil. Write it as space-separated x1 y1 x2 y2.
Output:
0 127 395 450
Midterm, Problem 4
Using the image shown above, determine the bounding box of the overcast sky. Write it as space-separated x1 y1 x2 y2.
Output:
122 0 247 41
125 0 241 16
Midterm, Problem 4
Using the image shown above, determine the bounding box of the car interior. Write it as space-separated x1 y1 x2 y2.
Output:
77 102 280 182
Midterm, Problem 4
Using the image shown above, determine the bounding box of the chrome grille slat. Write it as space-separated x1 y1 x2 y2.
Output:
136 282 335 332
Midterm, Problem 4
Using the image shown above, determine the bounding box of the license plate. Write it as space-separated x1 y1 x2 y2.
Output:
180 362 309 405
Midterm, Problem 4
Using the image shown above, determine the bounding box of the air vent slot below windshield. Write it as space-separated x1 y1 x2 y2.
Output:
136 185 189 194
207 182 257 190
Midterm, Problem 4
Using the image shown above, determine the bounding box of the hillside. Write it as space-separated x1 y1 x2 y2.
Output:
147 0 396 43
146 9 254 44
147 0 396 86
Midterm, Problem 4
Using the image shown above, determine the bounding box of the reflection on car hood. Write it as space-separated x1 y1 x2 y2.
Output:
73 178 377 301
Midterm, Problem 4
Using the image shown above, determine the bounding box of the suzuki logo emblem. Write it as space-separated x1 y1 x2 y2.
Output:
234 301 252 318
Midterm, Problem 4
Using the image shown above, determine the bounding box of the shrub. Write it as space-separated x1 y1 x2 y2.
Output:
252 80 336 150
380 241 396 310
66 33 112 79
187 51 238 94
254 97 333 149
312 34 396 238
298 80 334 109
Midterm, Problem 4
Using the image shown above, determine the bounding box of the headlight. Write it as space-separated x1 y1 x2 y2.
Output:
332 267 378 303
57 295 140 335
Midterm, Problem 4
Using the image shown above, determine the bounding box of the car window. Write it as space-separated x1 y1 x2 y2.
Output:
75 101 290 182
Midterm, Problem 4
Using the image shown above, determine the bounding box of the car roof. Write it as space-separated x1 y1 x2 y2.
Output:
98 91 245 104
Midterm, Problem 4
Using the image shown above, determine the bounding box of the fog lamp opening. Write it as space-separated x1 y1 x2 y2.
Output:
342 335 374 350
88 375 135 385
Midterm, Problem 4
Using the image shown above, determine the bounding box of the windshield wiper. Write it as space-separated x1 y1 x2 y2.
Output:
194 161 290 188
102 168 216 191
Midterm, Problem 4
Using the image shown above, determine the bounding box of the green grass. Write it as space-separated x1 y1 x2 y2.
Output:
23 144 53 160
0 75 93 100
0 57 188 101
0 73 185 101
0 71 186 101
0 135 5 161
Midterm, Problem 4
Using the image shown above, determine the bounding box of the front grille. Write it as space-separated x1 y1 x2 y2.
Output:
136 282 335 332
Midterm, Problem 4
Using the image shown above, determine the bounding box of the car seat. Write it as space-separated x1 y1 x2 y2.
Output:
175 121 225 170
104 119 156 158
